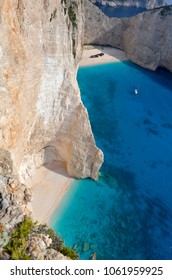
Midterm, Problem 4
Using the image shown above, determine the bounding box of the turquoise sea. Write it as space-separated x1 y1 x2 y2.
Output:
50 61 172 260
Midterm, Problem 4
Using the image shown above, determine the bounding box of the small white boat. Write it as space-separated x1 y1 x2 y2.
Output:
134 88 138 94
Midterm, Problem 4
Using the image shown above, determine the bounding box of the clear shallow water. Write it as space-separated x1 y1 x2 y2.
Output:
50 61 172 260
95 3 147 18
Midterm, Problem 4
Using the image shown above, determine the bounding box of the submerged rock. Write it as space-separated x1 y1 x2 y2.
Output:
83 242 90 252
73 244 78 250
120 221 126 229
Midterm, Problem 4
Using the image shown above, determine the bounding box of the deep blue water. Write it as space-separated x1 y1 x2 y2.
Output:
50 61 172 260
95 3 147 18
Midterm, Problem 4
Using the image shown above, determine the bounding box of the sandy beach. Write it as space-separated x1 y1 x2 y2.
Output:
27 162 73 224
80 45 128 66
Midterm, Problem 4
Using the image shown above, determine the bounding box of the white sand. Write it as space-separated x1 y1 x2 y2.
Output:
27 162 73 224
80 45 128 66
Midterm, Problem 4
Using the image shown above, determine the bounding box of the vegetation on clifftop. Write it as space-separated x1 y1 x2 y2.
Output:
37 224 79 260
5 218 33 260
3 218 78 260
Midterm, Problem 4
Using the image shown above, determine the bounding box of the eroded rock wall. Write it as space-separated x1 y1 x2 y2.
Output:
84 0 126 49
84 1 172 72
123 7 172 71
0 0 103 182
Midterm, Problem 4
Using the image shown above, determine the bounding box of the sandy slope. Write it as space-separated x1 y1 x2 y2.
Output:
27 162 73 224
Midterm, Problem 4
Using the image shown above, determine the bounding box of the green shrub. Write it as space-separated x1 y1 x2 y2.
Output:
60 245 79 260
5 218 34 260
5 218 78 260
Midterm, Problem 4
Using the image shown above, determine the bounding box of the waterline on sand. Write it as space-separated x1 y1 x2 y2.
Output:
27 162 73 224
80 46 128 66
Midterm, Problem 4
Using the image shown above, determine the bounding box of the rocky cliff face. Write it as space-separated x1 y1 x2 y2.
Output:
123 6 172 71
84 1 172 72
0 0 103 182
0 0 103 260
90 0 166 9
84 0 126 49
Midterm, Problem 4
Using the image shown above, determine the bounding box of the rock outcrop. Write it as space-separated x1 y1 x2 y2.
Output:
0 175 32 231
0 152 76 260
90 0 166 9
84 1 172 72
0 0 103 182
0 174 32 247
0 149 32 235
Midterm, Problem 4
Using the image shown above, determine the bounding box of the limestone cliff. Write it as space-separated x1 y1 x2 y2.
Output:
123 6 172 71
90 0 166 9
84 0 125 50
0 0 103 182
84 1 172 72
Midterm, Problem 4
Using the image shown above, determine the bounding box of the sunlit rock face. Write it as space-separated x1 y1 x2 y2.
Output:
122 7 172 71
0 0 103 182
84 0 172 72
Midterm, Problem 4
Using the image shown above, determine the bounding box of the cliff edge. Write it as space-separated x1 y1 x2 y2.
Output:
0 0 103 183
